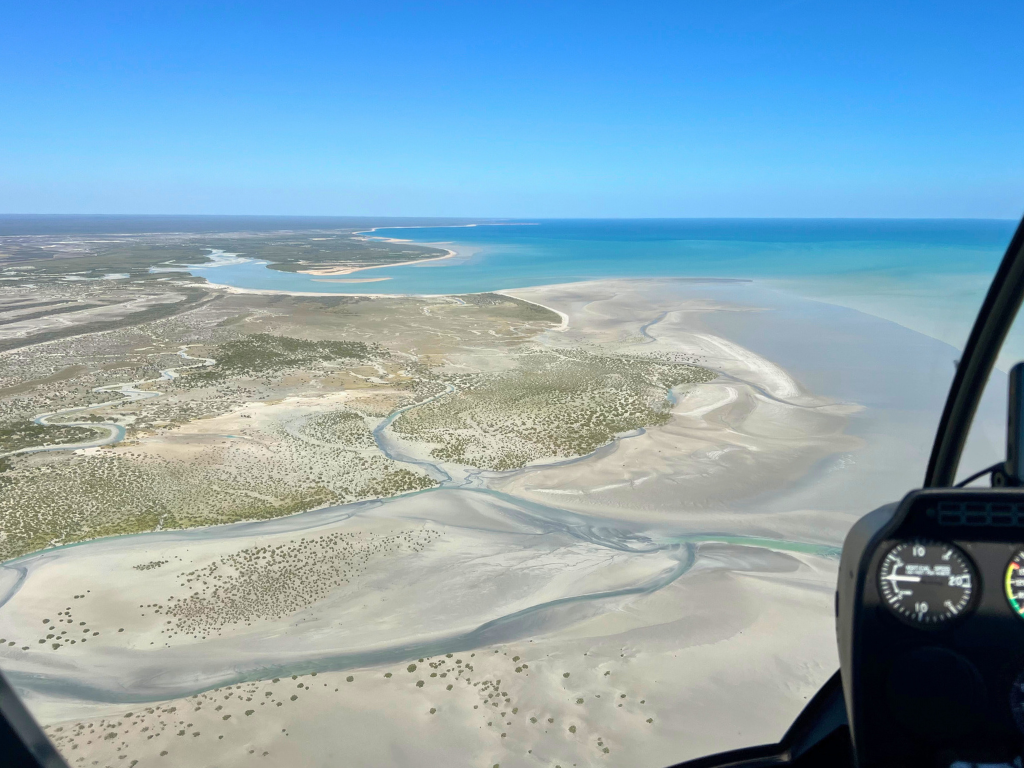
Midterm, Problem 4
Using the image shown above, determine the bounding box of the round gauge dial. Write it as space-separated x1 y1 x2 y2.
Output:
1004 550 1024 618
877 540 975 625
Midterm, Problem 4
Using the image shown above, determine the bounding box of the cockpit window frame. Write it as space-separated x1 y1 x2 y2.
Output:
926 215 1024 488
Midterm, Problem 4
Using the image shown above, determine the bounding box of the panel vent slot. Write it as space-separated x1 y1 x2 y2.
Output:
933 501 1024 526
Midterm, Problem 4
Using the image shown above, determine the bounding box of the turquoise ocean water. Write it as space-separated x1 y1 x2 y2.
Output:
192 219 1014 296
189 218 1017 356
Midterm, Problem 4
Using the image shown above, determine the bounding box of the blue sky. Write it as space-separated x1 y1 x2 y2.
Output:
1 1 1022 218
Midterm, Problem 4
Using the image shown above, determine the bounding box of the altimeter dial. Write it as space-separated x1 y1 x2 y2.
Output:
878 540 975 625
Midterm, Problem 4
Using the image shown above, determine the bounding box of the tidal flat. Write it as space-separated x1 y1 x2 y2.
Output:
0 255 983 767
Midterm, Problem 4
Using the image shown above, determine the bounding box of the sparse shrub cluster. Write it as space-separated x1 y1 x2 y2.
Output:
299 409 377 448
0 415 436 560
133 559 169 571
162 528 442 635
181 334 376 386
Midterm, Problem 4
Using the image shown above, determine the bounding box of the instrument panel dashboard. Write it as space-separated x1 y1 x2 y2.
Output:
838 489 1024 767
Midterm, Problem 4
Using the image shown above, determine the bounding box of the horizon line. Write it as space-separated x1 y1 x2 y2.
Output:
0 213 1018 222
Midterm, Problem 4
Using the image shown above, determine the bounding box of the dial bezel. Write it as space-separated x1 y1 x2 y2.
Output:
877 539 979 628
1004 549 1024 619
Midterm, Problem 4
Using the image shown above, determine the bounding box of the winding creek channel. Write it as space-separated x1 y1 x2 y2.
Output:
3 348 216 459
0 355 840 704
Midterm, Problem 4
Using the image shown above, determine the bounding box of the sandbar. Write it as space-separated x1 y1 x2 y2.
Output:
296 245 457 276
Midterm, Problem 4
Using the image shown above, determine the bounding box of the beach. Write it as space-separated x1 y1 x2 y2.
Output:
295 244 458 276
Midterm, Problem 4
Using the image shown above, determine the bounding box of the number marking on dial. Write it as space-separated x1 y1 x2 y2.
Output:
878 541 975 625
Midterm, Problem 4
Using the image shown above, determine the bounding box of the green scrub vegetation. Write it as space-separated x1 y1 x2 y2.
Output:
0 231 445 278
393 349 716 470
0 420 97 455
299 410 377 448
213 233 448 274
0 418 436 561
181 334 374 386
455 292 563 324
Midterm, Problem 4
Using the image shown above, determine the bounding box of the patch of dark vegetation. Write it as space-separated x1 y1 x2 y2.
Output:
456 293 562 324
0 242 214 276
133 560 169 571
0 302 105 327
0 288 213 354
218 235 448 274
183 333 376 385
163 527 441 632
396 349 716 470
0 420 96 454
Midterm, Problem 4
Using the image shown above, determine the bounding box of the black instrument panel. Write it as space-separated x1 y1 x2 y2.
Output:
838 489 1024 768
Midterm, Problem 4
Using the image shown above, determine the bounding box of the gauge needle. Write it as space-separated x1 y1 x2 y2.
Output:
883 574 922 583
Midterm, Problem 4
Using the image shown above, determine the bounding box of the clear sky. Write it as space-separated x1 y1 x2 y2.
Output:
2 1 1022 218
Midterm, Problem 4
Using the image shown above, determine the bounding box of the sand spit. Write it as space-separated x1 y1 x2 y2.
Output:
202 283 398 298
295 245 458 276
311 277 393 283
495 290 569 331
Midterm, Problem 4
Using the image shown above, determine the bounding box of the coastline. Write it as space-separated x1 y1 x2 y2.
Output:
295 243 459 276
203 282 398 298
495 289 569 331
311 277 393 284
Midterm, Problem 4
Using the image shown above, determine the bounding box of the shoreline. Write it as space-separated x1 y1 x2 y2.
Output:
494 289 569 331
352 221 538 237
201 275 739 299
311 277 393 284
294 242 459 276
